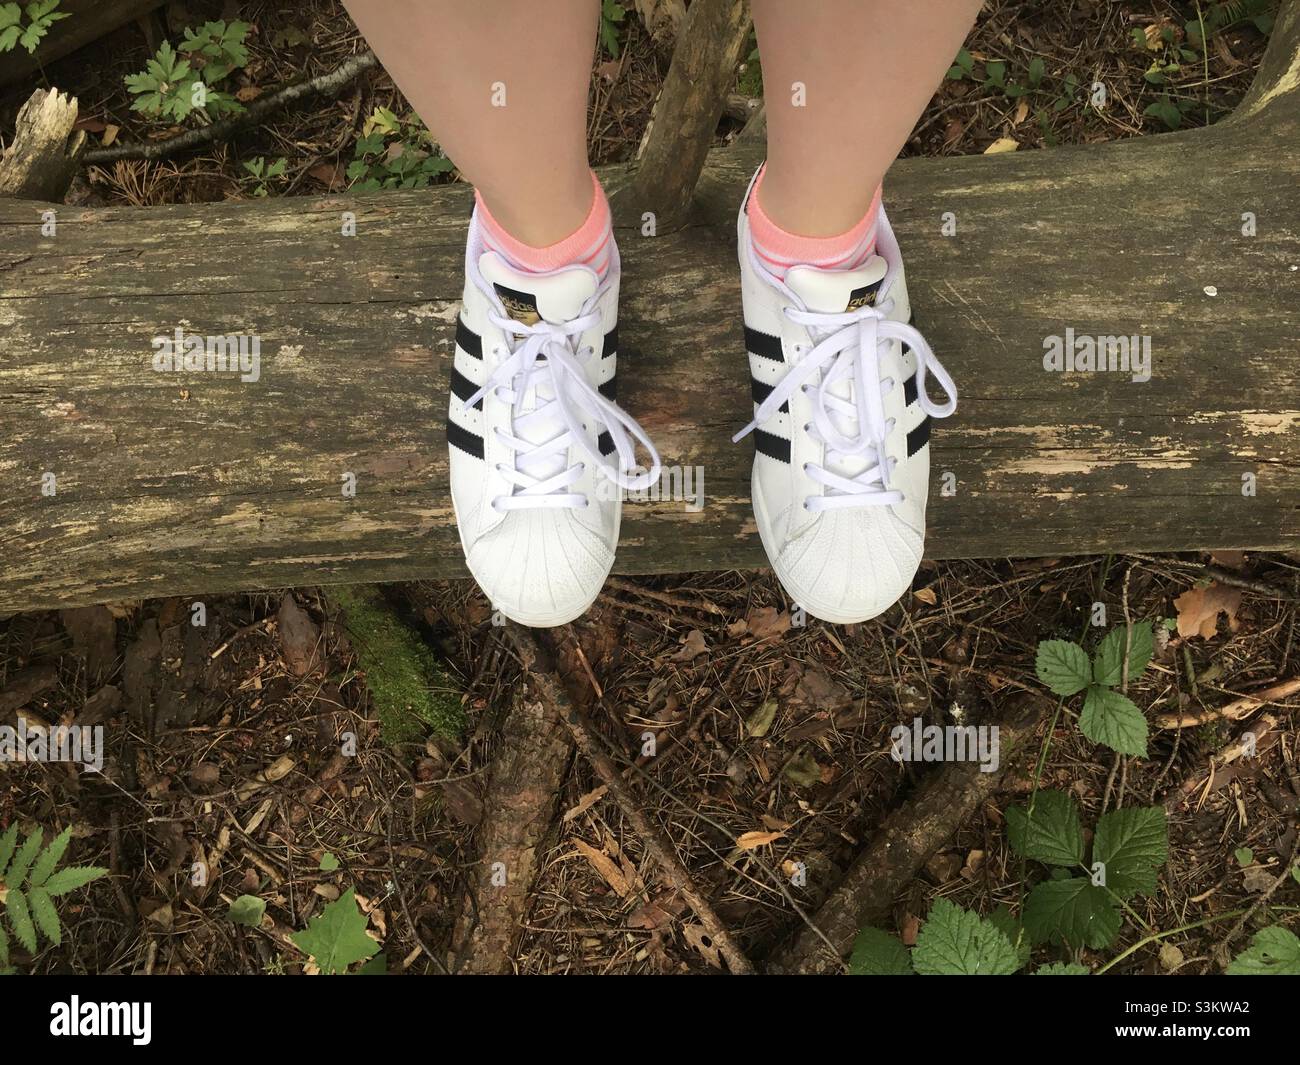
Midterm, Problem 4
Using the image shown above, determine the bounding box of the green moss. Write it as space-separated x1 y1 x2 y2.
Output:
331 585 464 744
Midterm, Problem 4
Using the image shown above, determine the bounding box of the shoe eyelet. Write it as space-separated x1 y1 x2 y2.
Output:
802 463 811 473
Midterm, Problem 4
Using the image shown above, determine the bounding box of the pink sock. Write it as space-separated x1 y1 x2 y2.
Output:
747 164 882 279
476 171 613 281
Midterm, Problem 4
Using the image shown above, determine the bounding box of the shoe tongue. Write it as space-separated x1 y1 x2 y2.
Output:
479 252 597 324
785 255 888 313
785 256 891 489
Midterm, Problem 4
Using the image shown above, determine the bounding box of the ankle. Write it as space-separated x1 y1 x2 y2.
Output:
747 165 882 277
754 165 883 239
477 171 613 278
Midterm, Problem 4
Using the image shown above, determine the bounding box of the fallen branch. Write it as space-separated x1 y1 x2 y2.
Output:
504 623 756 975
82 50 379 165
766 693 1050 975
1156 676 1300 729
0 89 84 201
450 629 574 974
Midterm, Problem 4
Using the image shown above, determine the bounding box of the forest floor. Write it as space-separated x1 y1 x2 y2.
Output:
1 0 1297 976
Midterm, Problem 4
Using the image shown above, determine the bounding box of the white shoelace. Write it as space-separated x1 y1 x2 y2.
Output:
734 299 957 512
466 305 662 511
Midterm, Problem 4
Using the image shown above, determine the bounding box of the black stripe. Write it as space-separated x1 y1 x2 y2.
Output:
602 325 618 358
599 377 618 400
744 325 783 363
906 416 931 457
455 317 482 359
597 430 615 456
449 366 482 409
750 378 789 413
753 428 791 463
902 371 918 406
446 420 484 460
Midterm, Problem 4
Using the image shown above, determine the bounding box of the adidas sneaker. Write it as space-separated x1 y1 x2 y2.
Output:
734 179 957 624
446 212 661 627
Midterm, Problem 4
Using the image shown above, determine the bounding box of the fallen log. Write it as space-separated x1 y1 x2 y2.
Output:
0 6 1298 612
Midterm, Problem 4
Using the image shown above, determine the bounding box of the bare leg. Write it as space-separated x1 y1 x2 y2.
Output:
343 0 599 245
751 0 984 235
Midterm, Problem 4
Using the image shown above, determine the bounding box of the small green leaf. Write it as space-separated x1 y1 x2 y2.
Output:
988 904 1031 969
0 922 8 969
848 926 913 975
1034 961 1090 974
27 886 60 946
912 898 1020 975
1036 639 1091 695
1023 877 1122 949
29 825 72 887
290 888 380 974
1006 790 1085 867
1226 926 1300 975
1027 56 1045 88
227 894 266 927
318 852 340 873
1234 847 1254 868
7 829 43 888
1092 805 1167 898
1092 621 1154 686
6 888 37 952
0 823 19 878
1080 685 1149 757
41 864 108 896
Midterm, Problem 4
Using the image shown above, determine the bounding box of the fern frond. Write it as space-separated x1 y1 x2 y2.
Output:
29 826 72 888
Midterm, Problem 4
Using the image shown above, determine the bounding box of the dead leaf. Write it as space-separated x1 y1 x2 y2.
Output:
682 923 722 969
1242 865 1275 893
900 913 921 946
235 85 263 102
794 668 848 708
783 748 822 788
277 593 321 676
1209 550 1246 569
736 830 784 850
1013 99 1029 126
745 699 778 738
744 606 791 643
572 838 632 897
913 586 938 606
308 161 344 190
562 785 608 822
671 629 708 662
1174 582 1243 639
102 124 120 147
984 136 1019 154
1158 942 1184 971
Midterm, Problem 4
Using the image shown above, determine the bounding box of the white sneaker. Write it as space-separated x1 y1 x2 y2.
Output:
447 213 661 627
734 178 957 624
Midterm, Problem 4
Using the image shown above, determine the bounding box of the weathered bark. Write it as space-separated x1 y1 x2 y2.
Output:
614 0 751 229
766 694 1049 975
1 9 1299 612
0 88 83 201
452 635 574 973
0 0 167 87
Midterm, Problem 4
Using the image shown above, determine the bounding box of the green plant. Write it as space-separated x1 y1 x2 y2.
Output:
0 1 69 55
1036 621 1154 756
598 0 626 57
290 887 380 974
0 824 107 972
849 898 1094 975
1227 925 1300 974
346 107 454 192
242 156 287 197
125 21 249 123
1011 790 1168 950
178 19 250 82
